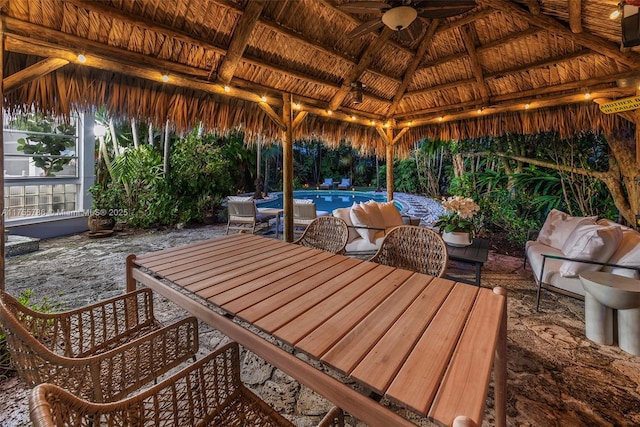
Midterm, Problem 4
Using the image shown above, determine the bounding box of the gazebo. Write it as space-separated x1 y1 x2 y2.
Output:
1 0 639 276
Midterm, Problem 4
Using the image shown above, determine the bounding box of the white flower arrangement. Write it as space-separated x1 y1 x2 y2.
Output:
436 196 480 233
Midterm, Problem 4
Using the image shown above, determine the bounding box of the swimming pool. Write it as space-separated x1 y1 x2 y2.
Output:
256 190 393 213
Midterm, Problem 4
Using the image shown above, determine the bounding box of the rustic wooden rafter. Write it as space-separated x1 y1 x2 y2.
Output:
568 0 583 33
328 26 393 111
386 19 440 119
460 24 490 103
258 102 287 130
215 0 265 85
3 57 69 92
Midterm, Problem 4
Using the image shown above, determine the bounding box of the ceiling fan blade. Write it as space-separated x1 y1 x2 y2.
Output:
338 1 390 13
417 6 476 19
347 19 385 38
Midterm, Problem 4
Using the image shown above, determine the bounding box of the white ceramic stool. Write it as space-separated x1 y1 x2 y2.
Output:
579 271 640 355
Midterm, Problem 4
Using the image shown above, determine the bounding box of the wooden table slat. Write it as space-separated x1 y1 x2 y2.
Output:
254 261 378 333
213 250 336 307
350 277 457 394
148 238 281 277
321 274 434 375
295 268 415 357
196 247 320 300
274 264 395 346
136 233 254 266
134 233 252 262
171 244 306 288
221 256 354 314
428 290 506 426
384 283 480 415
235 257 362 324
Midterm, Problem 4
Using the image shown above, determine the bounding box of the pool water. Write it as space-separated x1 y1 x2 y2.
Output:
256 190 391 213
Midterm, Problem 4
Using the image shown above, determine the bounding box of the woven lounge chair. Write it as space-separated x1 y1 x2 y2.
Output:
227 199 276 235
30 341 344 427
0 288 199 403
369 225 449 277
294 216 349 254
337 178 350 190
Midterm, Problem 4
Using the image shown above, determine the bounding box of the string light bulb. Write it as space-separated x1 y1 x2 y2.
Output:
293 103 301 110
326 110 332 115
584 92 591 99
350 115 356 121
77 54 87 63
224 85 230 93
261 96 267 102
161 74 169 83
438 116 443 122
525 103 530 109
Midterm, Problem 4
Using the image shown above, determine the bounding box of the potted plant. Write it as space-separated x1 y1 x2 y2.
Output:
435 196 480 247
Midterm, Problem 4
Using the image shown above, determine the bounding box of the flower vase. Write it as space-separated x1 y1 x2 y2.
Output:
442 231 472 247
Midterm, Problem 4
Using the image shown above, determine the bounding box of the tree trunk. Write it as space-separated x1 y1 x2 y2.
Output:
131 118 139 149
603 129 639 225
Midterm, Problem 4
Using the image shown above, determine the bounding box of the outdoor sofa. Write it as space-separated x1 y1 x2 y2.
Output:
332 200 411 254
525 209 640 309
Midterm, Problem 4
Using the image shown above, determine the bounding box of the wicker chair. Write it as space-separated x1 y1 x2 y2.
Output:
369 225 449 277
293 216 349 254
30 341 344 427
0 288 199 403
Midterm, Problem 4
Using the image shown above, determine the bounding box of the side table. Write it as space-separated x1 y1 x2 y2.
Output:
579 271 640 355
445 238 489 286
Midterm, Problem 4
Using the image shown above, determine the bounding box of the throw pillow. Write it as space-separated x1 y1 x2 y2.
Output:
596 218 633 231
605 229 640 278
349 202 379 243
332 207 360 243
559 225 623 277
377 201 404 229
537 209 596 250
361 201 386 230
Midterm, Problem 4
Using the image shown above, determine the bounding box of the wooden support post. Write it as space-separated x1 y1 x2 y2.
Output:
282 93 294 242
386 128 394 202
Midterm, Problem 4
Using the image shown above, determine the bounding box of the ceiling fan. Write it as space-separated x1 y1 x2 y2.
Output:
339 0 476 40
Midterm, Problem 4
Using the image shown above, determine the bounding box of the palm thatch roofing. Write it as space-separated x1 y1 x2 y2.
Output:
1 0 637 156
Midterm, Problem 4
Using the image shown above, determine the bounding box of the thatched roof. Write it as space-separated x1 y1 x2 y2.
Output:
1 0 637 155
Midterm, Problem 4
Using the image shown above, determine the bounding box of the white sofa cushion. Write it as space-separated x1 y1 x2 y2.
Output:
344 230 386 253
527 241 586 296
603 229 640 278
332 207 360 243
537 209 596 250
559 225 622 277
377 201 404 229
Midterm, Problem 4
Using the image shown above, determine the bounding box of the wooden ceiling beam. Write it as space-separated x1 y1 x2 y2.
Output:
215 0 265 85
437 8 495 32
328 27 393 111
258 102 287 130
485 49 590 78
568 0 583 33
386 20 440 119
460 24 490 103
3 57 69 92
4 34 283 107
522 0 541 15
479 0 640 68
397 87 634 127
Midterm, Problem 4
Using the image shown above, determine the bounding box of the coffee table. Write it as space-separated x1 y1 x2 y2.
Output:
445 238 489 286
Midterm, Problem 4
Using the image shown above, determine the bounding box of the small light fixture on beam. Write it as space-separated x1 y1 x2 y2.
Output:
407 121 413 126
224 85 231 93
350 115 356 121
584 91 591 99
525 103 530 109
327 110 333 115
370 120 376 125
161 74 169 83
477 107 484 114
384 122 390 128
293 102 301 110
351 81 364 105
77 54 87 63
261 96 267 102
438 116 443 122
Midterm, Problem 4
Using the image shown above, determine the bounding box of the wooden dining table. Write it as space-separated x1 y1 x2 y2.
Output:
126 233 507 427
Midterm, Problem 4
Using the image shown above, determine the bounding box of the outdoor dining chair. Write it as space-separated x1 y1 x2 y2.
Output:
0 288 199 403
29 341 344 427
369 225 449 277
294 216 349 254
293 201 318 236
226 198 276 235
